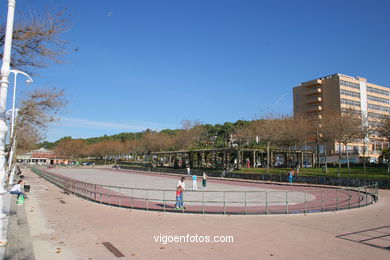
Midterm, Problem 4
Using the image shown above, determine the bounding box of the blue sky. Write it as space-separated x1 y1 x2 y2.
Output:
3 0 390 142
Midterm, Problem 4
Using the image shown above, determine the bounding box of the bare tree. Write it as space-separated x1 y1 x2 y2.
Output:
252 115 281 173
54 139 87 161
173 120 206 150
234 122 256 148
143 132 173 152
11 88 66 165
315 111 340 172
277 115 309 167
325 109 362 174
377 115 390 174
0 9 69 72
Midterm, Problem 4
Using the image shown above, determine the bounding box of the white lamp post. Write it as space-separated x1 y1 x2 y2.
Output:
0 0 17 246
8 69 32 184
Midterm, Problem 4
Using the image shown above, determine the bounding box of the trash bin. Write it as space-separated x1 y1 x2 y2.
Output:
24 184 30 192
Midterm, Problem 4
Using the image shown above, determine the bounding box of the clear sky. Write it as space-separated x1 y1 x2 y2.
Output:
3 0 390 142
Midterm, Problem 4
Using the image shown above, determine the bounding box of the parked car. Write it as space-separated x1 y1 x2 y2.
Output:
82 162 94 166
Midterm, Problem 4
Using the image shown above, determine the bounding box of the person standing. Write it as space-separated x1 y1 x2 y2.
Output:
175 186 183 209
202 172 207 188
192 174 198 191
176 177 185 207
187 166 191 175
287 168 294 183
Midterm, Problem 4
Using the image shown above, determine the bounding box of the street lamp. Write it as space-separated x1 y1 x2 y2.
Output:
0 0 17 246
8 69 32 184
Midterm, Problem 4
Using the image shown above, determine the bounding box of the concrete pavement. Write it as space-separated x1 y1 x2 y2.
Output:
16 168 390 259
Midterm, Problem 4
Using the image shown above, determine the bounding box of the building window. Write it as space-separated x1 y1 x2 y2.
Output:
340 89 360 98
341 98 360 107
368 112 387 119
367 103 390 113
340 80 360 89
367 95 390 104
367 86 390 97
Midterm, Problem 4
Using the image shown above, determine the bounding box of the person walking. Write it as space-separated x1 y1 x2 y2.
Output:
192 174 198 191
186 166 191 175
202 172 207 188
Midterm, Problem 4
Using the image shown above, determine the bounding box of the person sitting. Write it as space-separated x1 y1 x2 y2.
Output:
10 180 27 199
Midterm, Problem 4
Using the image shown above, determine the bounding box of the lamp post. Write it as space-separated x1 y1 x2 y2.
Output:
0 0 17 246
8 69 32 184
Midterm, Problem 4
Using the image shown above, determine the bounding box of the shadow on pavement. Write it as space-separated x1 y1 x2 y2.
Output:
336 225 390 251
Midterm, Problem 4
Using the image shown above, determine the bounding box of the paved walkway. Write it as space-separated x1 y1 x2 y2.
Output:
22 168 390 259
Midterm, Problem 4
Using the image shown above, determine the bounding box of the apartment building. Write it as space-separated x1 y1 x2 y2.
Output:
293 73 390 163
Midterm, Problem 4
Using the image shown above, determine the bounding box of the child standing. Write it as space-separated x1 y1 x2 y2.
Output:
287 168 294 184
175 186 183 209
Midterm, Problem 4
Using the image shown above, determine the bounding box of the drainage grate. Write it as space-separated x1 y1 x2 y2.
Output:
102 242 125 257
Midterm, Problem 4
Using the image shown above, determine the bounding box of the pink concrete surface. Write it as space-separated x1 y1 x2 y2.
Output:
24 169 390 260
41 168 374 214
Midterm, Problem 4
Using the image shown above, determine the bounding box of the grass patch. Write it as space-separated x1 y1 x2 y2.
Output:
234 167 390 180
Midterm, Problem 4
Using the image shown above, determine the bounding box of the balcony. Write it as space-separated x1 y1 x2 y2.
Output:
306 96 322 104
302 79 323 87
307 105 322 113
305 87 322 96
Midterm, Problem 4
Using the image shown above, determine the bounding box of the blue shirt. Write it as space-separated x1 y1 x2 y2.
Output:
192 175 197 181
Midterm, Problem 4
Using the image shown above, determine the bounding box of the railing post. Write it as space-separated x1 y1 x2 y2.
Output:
336 189 339 210
100 185 102 204
202 192 205 214
321 190 324 212
146 190 149 211
94 184 97 201
358 187 361 207
223 191 226 215
131 189 134 210
265 191 268 215
244 192 247 215
365 187 368 206
304 191 307 213
119 187 122 208
286 191 288 214
108 188 111 206
163 190 166 212
348 189 351 209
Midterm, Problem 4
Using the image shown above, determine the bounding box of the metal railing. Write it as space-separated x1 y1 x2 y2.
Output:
31 167 378 215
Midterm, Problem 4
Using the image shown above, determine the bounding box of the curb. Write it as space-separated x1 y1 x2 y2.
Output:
4 195 35 260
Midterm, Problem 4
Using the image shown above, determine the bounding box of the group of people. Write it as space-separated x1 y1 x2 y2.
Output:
175 171 208 209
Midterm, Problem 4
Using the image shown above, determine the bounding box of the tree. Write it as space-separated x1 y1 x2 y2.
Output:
314 111 340 172
173 120 206 150
0 9 69 72
377 115 390 174
324 109 362 174
10 88 67 168
277 115 310 167
54 139 87 160
252 115 281 173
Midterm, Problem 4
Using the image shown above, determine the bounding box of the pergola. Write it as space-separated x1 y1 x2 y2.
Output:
151 148 315 169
